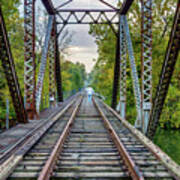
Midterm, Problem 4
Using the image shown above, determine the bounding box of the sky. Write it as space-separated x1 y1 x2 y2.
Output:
20 0 119 73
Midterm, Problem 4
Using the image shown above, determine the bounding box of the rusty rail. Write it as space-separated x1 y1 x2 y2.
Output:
93 98 144 180
98 98 180 179
0 95 79 180
38 96 82 180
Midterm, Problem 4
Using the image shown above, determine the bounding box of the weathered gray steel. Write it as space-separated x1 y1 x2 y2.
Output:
0 7 28 123
48 23 56 106
117 15 127 118
147 0 180 139
36 15 54 113
141 0 153 133
122 15 142 128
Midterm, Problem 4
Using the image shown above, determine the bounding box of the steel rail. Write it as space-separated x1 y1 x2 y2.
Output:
93 98 144 180
98 98 180 179
0 93 79 165
38 96 83 180
0 95 80 180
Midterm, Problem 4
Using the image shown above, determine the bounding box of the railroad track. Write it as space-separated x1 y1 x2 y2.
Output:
0 94 180 180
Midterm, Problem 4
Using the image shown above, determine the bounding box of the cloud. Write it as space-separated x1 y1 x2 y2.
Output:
64 45 98 73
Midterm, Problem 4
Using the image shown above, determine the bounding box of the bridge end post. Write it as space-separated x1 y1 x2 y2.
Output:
24 0 37 119
141 0 153 134
55 23 63 103
111 14 120 109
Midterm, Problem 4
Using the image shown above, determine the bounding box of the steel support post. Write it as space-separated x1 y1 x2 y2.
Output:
122 15 142 129
111 15 120 109
0 7 28 123
55 23 63 102
141 0 152 134
118 16 127 118
147 1 180 139
24 0 36 119
48 23 56 106
36 15 54 113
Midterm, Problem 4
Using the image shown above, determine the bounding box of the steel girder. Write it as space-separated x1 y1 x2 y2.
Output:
49 24 56 106
111 15 120 109
0 7 28 123
55 23 63 102
147 1 180 139
122 16 142 128
41 0 55 15
117 16 127 118
24 0 36 119
141 0 153 133
56 9 119 25
36 15 54 113
120 0 134 15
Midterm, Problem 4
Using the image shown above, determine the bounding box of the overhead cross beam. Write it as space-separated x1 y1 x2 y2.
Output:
56 9 119 25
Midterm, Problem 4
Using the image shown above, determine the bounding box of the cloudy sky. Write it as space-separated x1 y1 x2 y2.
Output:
20 0 119 73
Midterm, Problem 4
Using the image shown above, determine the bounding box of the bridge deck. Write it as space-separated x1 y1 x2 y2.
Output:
0 95 75 157
0 94 179 179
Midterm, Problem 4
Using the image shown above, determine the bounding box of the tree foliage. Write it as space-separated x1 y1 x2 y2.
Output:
89 0 180 128
0 2 86 127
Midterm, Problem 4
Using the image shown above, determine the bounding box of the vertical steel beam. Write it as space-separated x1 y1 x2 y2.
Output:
55 23 63 102
0 7 28 123
24 0 36 119
147 1 180 139
111 16 120 109
118 15 127 118
49 23 56 106
36 15 54 113
141 0 152 134
122 15 142 129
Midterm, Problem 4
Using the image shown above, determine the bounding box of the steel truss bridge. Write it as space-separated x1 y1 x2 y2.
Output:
0 0 179 179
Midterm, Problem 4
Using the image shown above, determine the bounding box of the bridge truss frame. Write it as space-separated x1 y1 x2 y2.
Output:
0 0 178 138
